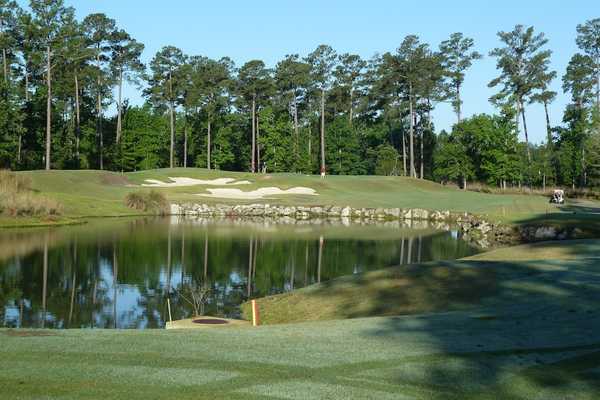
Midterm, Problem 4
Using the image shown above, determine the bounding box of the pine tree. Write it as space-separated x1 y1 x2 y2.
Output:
145 46 186 168
30 0 74 170
489 25 553 167
439 32 482 123
306 45 337 176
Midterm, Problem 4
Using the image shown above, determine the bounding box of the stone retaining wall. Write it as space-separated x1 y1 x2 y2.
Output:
169 203 586 247
170 203 511 247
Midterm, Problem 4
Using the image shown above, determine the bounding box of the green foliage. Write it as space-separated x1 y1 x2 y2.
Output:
325 117 366 175
374 145 399 176
433 133 473 185
0 3 597 191
119 104 169 171
0 82 24 169
257 107 293 172
434 115 521 186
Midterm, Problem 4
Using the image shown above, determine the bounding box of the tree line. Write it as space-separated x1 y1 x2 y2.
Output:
0 1 599 188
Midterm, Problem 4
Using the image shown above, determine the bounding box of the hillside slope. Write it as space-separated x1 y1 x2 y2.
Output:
14 168 563 222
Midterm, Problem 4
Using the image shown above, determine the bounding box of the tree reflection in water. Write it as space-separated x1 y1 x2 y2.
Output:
0 217 480 329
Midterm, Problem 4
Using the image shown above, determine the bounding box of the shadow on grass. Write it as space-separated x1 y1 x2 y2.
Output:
357 249 600 398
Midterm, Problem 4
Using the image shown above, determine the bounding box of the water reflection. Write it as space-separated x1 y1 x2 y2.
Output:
0 217 480 329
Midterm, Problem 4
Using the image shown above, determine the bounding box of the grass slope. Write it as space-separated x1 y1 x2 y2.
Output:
10 168 598 228
2 241 600 399
242 240 600 325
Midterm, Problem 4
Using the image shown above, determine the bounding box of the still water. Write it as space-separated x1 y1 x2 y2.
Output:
0 217 480 329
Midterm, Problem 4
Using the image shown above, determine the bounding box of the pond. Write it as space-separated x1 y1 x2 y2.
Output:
0 217 481 329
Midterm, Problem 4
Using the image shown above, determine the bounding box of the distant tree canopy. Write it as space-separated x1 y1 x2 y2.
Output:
0 2 599 189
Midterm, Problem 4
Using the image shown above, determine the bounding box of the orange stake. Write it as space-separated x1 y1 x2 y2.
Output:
251 299 260 327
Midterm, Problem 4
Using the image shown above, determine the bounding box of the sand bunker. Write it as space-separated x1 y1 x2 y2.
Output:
197 187 318 200
142 177 251 187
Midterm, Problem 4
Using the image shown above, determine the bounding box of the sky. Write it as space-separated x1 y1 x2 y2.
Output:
19 0 599 143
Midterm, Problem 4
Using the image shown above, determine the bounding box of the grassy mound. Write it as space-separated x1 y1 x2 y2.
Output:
2 168 598 228
15 168 563 215
242 239 600 325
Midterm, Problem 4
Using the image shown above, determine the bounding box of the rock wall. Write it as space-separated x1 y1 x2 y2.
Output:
170 203 513 247
170 202 465 222
169 203 588 246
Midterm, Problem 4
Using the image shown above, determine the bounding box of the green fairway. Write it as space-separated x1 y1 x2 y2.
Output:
8 168 599 229
2 240 600 399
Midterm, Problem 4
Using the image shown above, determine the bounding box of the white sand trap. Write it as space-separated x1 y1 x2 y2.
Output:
142 177 251 187
197 187 318 200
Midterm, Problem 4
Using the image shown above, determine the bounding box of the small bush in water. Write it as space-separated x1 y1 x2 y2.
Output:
125 190 169 214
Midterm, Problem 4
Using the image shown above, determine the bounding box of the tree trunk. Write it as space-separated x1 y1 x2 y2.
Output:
463 176 467 190
419 104 429 179
596 70 600 113
543 100 553 188
582 147 587 187
543 101 552 146
515 101 520 134
251 94 256 173
207 119 211 170
96 53 103 170
183 120 188 168
349 86 353 125
543 173 546 192
420 127 424 179
17 134 21 164
74 73 81 162
169 71 175 169
308 129 312 164
256 114 261 171
409 83 416 178
422 101 434 179
456 82 462 123
25 66 29 102
45 46 52 171
520 100 532 164
116 68 123 144
402 126 407 176
293 92 299 166
320 89 326 175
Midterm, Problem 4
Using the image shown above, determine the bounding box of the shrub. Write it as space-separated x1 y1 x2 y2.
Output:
125 190 169 215
0 169 31 193
0 170 62 217
0 193 63 217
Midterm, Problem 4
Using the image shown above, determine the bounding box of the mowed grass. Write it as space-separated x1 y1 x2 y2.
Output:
13 168 587 226
242 240 600 325
2 241 600 399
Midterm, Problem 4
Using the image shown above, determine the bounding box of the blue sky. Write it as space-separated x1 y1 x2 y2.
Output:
22 0 599 143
